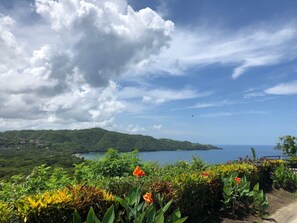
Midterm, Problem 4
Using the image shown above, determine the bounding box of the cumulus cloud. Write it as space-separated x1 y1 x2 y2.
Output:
0 0 174 130
265 80 297 95
126 124 146 133
153 124 162 130
0 15 27 74
35 0 174 87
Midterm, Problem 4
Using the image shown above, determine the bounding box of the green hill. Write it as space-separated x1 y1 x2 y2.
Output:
0 128 219 179
0 128 218 152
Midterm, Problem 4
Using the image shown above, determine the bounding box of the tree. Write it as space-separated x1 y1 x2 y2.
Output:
276 135 297 157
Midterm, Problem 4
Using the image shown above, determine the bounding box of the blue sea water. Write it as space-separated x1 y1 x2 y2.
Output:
79 145 282 164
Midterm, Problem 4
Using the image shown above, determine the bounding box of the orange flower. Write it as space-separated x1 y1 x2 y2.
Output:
201 171 209 177
234 176 241 184
143 192 153 203
133 166 145 177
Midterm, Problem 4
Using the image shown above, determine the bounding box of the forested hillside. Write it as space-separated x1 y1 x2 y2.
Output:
0 128 218 179
0 128 218 152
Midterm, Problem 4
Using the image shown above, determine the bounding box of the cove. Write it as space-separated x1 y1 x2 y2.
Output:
79 145 281 164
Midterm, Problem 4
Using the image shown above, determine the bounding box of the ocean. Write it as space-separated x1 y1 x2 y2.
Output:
79 145 282 164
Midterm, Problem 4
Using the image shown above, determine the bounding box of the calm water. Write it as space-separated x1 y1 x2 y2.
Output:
79 145 281 164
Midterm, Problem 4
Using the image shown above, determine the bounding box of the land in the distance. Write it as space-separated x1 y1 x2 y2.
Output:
0 128 219 179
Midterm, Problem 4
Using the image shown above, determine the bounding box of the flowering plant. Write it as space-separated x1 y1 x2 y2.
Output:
221 173 268 217
115 166 187 223
133 166 145 177
143 192 153 204
234 176 241 184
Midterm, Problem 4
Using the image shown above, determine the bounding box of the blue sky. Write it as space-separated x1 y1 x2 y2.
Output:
0 0 297 145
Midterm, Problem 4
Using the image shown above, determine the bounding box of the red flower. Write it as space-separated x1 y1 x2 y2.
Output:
234 176 241 184
143 192 153 203
133 166 145 177
201 171 209 177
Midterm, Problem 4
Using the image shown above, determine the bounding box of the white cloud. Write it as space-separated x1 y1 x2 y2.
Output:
200 110 267 118
153 124 162 130
0 15 27 74
244 92 265 99
0 0 174 130
126 124 146 133
35 0 174 87
265 80 297 95
119 86 211 105
190 100 233 109
137 25 297 78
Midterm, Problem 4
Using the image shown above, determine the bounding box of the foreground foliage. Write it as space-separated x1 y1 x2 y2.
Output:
0 149 296 222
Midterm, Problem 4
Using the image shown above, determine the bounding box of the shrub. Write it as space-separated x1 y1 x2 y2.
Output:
116 186 187 223
252 183 269 218
69 185 115 220
16 185 115 223
16 188 73 222
209 163 259 186
272 165 297 192
257 160 284 191
173 172 221 220
222 174 252 216
93 149 141 177
0 200 15 223
221 174 268 218
98 176 139 196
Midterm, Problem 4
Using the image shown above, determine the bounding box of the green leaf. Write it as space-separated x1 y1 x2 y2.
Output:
172 217 188 223
253 183 259 192
162 200 172 213
154 212 164 223
223 186 232 196
116 197 129 212
170 209 181 222
73 209 82 223
145 205 155 222
135 212 145 223
127 187 140 205
137 202 144 212
86 207 101 223
102 205 115 223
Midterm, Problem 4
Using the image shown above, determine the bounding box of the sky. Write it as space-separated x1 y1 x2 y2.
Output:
0 0 297 145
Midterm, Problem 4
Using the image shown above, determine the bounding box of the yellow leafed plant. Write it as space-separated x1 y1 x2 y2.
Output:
16 188 72 222
0 200 14 223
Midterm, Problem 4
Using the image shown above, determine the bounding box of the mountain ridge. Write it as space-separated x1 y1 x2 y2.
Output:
0 127 219 152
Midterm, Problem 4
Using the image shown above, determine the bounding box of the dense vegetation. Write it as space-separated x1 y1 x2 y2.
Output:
0 128 218 152
0 149 296 223
0 128 218 179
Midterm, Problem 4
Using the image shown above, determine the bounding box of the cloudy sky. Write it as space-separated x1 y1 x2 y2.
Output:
1 0 297 145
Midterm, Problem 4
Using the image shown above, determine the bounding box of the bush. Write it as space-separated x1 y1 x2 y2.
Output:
173 172 221 220
0 200 15 223
98 176 138 197
257 160 284 191
16 188 73 222
15 185 115 223
93 149 141 177
209 163 259 186
221 174 268 218
272 165 297 192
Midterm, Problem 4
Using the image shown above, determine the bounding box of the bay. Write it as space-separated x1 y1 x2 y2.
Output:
79 145 282 164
